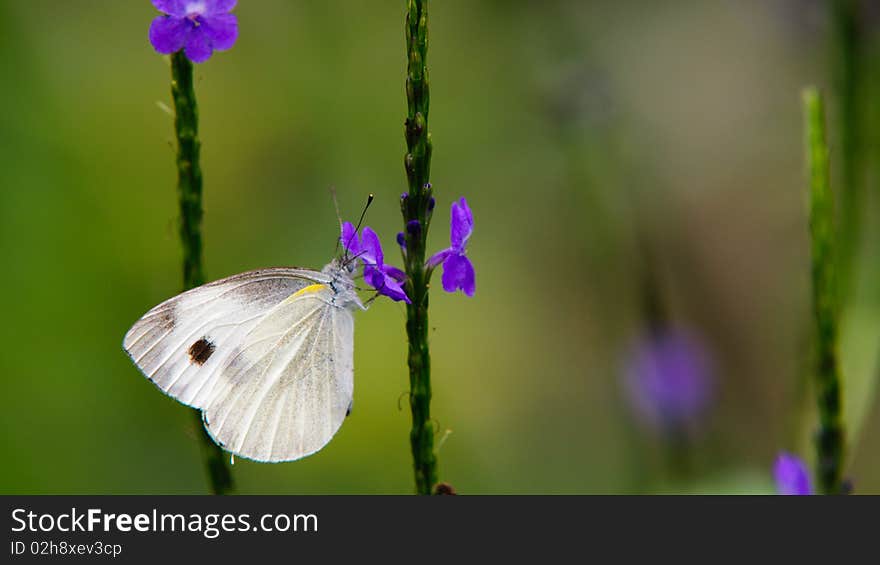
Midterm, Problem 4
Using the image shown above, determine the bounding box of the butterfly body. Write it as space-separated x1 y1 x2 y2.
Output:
123 259 364 463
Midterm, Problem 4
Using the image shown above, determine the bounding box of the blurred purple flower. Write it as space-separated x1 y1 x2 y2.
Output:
623 328 714 434
341 222 410 304
427 197 475 297
774 452 813 495
149 0 238 64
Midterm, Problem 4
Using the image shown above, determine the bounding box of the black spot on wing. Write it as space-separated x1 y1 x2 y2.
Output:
188 337 215 365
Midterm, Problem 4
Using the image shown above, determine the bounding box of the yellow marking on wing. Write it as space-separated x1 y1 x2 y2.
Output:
290 284 328 298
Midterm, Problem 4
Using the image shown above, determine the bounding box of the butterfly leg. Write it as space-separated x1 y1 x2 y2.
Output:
363 292 381 309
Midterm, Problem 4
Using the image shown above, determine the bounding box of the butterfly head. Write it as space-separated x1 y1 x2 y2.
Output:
322 260 365 310
324 257 357 279
323 259 360 298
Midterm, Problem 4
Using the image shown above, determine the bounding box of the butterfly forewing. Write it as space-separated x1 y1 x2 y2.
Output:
124 269 328 406
123 267 357 463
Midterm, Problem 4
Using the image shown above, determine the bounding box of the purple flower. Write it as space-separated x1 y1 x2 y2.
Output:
149 1 238 64
774 452 813 495
427 197 475 297
623 327 714 434
341 222 410 304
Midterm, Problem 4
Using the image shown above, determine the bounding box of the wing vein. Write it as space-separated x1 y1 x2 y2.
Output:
237 302 329 454
211 302 325 441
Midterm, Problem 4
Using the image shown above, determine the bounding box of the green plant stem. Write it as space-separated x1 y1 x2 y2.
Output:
803 88 846 495
831 0 864 297
170 51 234 495
401 0 438 495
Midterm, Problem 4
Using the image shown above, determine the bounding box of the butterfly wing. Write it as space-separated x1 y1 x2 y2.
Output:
123 268 330 409
201 286 354 462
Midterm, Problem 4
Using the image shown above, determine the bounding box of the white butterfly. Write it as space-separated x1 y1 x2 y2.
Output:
123 260 364 463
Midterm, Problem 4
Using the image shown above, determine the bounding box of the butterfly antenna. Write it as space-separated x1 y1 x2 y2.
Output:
342 194 374 263
355 193 374 233
330 186 343 256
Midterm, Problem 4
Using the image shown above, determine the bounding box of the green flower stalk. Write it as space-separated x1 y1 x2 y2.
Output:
171 53 205 291
803 88 846 495
830 0 866 297
169 52 234 495
401 0 438 495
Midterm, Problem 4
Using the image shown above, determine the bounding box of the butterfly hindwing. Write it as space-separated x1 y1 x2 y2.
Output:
201 286 355 462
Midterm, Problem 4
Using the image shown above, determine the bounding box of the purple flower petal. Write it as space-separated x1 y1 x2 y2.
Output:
441 254 475 296
426 248 451 269
367 268 410 304
449 197 473 251
184 25 214 63
149 16 191 54
152 0 186 16
201 13 238 51
424 197 476 296
383 265 407 282
365 266 383 288
341 222 360 255
774 453 813 495
385 287 411 303
378 278 411 304
340 222 409 303
360 227 384 266
204 0 237 16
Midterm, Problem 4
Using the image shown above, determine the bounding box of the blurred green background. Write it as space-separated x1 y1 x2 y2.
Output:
1 0 878 494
